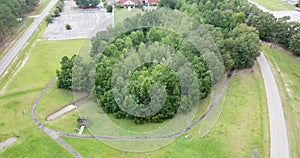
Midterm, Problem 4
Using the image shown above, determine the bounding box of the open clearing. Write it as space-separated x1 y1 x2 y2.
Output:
0 39 83 157
114 8 144 25
263 45 300 158
250 0 296 11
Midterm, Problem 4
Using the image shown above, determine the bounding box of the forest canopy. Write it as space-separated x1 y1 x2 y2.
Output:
57 0 267 124
0 0 39 43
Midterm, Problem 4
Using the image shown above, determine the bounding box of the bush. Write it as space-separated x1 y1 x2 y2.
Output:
46 15 54 24
66 24 72 30
136 4 144 8
103 1 107 7
115 4 123 8
56 3 63 12
53 8 60 17
107 5 113 12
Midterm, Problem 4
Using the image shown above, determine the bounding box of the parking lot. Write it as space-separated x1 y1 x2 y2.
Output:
270 11 300 22
43 0 112 40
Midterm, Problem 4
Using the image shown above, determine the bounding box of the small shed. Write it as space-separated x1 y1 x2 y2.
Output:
77 117 90 127
123 0 136 8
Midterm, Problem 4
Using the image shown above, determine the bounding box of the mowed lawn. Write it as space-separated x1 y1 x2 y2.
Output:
263 45 300 158
114 8 144 25
30 0 51 16
57 64 269 158
0 39 84 157
250 0 296 11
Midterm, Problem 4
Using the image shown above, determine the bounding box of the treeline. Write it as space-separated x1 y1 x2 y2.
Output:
74 0 99 8
159 0 262 70
0 0 39 42
247 6 300 55
46 0 64 24
159 0 300 56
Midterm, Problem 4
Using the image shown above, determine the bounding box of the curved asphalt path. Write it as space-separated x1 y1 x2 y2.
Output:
257 53 290 158
33 53 291 158
32 72 232 157
32 78 82 158
0 0 59 77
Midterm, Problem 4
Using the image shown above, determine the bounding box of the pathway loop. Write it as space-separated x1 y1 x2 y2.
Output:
32 70 232 141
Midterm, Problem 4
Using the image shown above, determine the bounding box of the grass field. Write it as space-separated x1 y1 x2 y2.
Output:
114 8 144 25
30 0 51 16
0 36 85 157
44 63 269 158
251 0 296 11
263 45 300 158
0 37 269 157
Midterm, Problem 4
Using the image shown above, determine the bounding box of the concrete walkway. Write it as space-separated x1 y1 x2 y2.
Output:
0 137 17 151
47 104 76 121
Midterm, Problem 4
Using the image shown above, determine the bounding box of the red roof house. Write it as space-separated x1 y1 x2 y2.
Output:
116 0 160 8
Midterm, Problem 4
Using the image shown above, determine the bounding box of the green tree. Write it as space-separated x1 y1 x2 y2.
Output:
226 24 261 69
158 0 177 9
75 0 100 8
46 14 54 24
248 9 277 42
56 55 77 89
106 5 113 12
0 4 17 34
289 31 300 56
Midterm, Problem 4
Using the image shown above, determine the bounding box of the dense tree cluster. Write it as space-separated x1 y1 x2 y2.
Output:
158 0 261 70
247 6 300 55
0 0 39 42
57 0 269 124
74 0 100 8
92 27 212 123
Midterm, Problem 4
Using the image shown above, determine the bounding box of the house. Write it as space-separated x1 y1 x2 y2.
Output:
114 0 160 8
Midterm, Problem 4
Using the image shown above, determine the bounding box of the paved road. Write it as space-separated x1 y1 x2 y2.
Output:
257 53 290 158
0 0 59 77
32 78 82 158
248 0 300 22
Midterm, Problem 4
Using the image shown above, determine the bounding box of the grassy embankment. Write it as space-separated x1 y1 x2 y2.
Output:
0 0 51 60
0 22 84 157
